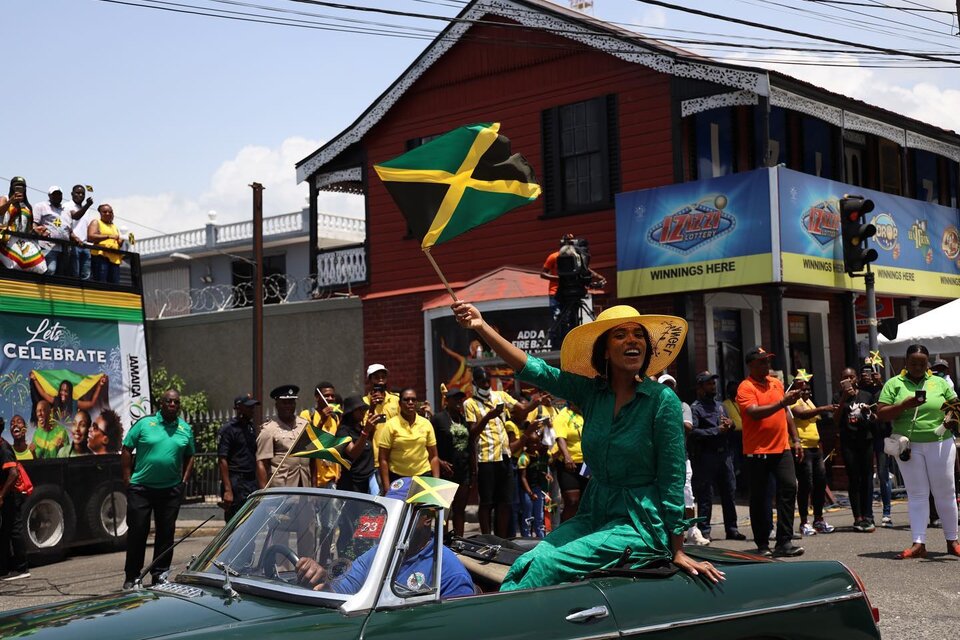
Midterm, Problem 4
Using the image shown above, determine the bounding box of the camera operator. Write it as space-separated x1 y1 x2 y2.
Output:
540 234 605 345
877 344 959 560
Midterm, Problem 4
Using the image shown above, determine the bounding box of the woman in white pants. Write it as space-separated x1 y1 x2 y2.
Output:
877 344 959 559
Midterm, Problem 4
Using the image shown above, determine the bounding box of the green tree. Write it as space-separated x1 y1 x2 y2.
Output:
150 366 209 414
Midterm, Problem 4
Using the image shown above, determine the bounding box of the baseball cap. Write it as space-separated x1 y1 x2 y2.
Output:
695 371 719 385
48 185 62 195
931 359 949 371
657 373 677 387
472 366 489 381
444 387 466 399
366 364 388 378
745 346 776 364
234 394 260 407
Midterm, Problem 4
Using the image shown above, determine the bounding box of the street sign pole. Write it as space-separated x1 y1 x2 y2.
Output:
864 265 878 352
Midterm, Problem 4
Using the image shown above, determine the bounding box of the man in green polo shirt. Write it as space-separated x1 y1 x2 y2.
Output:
121 388 195 590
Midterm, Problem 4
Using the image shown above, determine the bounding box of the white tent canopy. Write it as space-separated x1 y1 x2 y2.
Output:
878 298 960 357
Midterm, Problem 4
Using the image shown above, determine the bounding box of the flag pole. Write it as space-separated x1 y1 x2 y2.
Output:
423 248 459 302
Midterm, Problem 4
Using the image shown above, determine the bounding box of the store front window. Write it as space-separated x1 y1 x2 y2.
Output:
713 308 743 398
787 313 813 379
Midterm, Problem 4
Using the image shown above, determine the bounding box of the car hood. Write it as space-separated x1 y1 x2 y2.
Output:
0 582 340 640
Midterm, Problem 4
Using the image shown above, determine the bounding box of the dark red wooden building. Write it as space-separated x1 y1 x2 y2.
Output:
297 0 960 414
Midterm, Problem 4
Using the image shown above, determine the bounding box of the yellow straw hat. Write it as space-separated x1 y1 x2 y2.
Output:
559 305 688 378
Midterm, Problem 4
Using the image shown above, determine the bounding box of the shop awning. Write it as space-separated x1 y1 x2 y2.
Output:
879 297 960 356
422 266 547 311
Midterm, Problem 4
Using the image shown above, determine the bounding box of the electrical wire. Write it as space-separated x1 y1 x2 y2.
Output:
629 0 960 63
96 0 960 66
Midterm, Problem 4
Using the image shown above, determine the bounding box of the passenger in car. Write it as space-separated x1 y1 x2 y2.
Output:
451 302 725 590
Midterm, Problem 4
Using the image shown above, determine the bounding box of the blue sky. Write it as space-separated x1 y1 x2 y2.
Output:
7 0 959 237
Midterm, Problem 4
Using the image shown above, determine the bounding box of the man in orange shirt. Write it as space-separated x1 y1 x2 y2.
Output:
736 347 804 558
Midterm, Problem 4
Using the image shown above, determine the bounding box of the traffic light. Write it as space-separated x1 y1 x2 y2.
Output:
839 195 878 275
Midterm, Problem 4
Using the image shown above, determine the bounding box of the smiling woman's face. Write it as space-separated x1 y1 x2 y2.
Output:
605 322 648 373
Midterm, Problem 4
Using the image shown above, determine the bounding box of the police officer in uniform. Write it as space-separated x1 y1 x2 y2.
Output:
690 371 745 541
256 385 312 489
218 393 260 522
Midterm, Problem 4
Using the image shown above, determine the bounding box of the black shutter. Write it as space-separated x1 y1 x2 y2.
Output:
606 94 620 205
541 106 560 216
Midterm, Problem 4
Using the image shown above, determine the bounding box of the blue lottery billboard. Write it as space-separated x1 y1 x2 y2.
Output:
778 168 960 297
616 169 775 296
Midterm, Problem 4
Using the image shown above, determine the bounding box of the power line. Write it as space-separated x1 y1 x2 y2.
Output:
630 0 960 63
98 0 960 65
801 0 954 12
790 0 956 34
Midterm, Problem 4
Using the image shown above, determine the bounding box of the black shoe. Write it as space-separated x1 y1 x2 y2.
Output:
791 532 802 540
773 543 805 558
756 548 773 558
726 531 747 541
150 575 168 587
122 580 136 591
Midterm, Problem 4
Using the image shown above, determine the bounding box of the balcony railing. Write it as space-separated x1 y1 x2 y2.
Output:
136 209 363 257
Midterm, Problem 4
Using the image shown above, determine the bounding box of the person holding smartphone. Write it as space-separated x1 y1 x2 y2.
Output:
877 344 959 559
834 366 878 533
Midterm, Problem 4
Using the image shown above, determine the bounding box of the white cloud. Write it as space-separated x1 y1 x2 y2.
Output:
107 136 364 237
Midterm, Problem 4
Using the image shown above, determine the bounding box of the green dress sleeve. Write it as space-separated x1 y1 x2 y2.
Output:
515 356 592 407
651 386 689 537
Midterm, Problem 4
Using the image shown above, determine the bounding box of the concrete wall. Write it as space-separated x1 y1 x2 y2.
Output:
146 296 364 410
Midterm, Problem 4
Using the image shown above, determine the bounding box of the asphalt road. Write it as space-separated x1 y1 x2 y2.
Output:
0 499 956 639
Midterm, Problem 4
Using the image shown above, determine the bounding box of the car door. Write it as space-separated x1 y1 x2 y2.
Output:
361 581 619 640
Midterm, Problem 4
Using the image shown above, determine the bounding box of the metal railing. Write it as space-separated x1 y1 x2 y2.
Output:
136 210 364 257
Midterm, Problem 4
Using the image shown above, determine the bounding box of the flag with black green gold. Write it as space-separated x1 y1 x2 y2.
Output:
374 123 541 250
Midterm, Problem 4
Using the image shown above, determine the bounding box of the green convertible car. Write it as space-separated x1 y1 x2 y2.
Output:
0 487 881 639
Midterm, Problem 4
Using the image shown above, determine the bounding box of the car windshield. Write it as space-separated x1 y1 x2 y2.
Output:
186 492 389 599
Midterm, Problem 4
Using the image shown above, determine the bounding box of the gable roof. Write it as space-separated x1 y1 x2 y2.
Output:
296 0 770 183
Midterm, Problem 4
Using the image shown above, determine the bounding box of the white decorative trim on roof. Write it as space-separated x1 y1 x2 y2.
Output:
296 0 769 183
844 112 905 147
906 131 960 163
769 87 843 127
681 90 758 118
314 167 363 190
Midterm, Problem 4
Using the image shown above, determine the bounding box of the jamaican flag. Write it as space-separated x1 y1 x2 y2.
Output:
32 369 105 401
374 123 541 250
403 476 459 509
290 424 353 469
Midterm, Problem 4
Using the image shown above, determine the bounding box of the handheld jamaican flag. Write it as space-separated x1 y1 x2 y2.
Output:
403 476 460 509
289 423 353 469
374 123 541 251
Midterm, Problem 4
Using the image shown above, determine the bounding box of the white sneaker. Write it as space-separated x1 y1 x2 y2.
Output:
800 523 817 536
881 515 894 528
685 526 710 546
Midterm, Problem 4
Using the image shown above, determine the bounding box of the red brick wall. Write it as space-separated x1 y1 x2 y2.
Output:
361 16 675 296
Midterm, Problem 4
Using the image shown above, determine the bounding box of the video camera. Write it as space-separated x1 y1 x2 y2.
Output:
556 236 593 302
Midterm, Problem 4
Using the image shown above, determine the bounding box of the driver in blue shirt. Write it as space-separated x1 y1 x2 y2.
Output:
295 477 474 598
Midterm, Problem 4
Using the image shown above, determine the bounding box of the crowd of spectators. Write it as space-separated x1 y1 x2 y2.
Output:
1 176 128 283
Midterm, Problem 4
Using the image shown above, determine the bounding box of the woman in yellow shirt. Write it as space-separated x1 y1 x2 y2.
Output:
375 388 440 491
554 404 587 522
789 377 837 536
9 416 35 461
87 204 122 283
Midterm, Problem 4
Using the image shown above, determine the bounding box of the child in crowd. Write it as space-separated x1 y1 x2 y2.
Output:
518 425 552 538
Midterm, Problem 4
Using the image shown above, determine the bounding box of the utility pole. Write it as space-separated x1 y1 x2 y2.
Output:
864 266 878 352
251 182 265 425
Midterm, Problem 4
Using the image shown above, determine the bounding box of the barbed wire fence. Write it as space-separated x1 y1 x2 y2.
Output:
146 244 367 318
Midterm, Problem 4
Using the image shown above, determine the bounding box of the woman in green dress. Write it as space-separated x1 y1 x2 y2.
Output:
452 301 724 590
